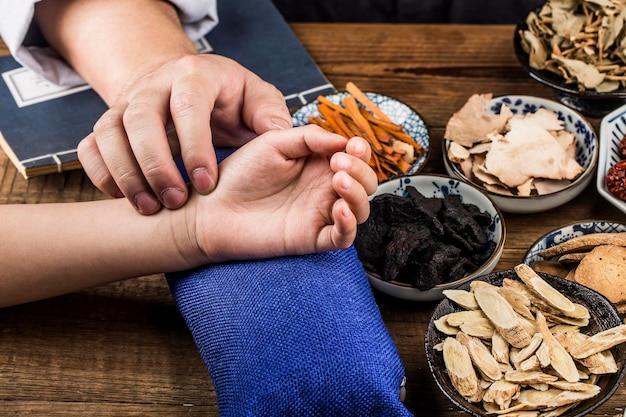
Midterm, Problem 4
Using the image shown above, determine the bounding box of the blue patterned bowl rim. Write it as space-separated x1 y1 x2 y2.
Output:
523 219 626 265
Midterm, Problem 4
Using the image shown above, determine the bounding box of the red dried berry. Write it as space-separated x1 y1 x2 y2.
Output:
606 159 626 200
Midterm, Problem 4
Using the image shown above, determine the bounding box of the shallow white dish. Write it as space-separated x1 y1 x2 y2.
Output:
358 174 505 302
443 95 598 214
598 105 626 215
292 91 430 178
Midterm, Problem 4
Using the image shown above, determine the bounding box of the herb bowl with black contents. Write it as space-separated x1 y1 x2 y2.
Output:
443 94 598 214
354 174 505 302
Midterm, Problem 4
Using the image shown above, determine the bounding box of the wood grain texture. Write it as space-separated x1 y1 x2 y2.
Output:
1 24 625 416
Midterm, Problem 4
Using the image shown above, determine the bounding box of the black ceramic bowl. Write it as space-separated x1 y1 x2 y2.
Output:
425 270 626 417
514 16 626 118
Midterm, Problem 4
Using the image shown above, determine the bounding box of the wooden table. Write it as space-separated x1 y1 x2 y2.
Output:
1 23 625 416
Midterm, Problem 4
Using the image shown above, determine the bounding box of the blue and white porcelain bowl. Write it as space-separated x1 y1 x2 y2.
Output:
598 104 626 215
523 220 626 266
360 174 505 302
443 95 598 214
292 91 430 179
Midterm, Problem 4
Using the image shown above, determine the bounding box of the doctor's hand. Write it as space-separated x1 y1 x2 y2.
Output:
78 54 292 215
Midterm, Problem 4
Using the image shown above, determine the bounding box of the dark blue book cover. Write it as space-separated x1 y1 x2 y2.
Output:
0 0 334 178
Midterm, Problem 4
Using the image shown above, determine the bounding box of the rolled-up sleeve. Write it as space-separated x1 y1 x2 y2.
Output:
0 0 218 86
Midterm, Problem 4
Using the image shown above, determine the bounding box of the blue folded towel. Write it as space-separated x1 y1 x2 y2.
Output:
166 247 413 416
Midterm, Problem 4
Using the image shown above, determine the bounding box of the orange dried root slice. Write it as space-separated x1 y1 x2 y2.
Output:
308 82 423 182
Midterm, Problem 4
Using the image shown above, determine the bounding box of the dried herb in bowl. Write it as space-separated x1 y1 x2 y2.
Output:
519 0 626 93
354 186 496 290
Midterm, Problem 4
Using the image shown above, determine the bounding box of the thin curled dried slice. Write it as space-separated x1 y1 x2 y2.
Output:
541 311 589 327
459 317 496 339
519 355 541 371
443 289 479 310
536 311 579 383
434 316 459 336
510 333 543 367
537 232 626 258
499 287 534 320
492 330 510 365
536 342 551 368
482 379 520 410
474 286 532 348
554 332 618 374
516 388 563 409
514 264 576 314
505 370 559 384
548 380 601 392
443 337 482 400
457 332 503 381
544 385 601 408
482 401 529 415
570 324 626 359
444 310 486 327
539 403 577 417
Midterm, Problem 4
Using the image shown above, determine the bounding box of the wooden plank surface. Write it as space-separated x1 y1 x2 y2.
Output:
1 24 625 416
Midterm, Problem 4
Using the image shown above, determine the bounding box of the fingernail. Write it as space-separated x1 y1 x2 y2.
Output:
352 139 367 155
341 175 354 190
270 117 292 130
134 192 160 214
160 187 185 209
335 153 351 170
192 167 215 194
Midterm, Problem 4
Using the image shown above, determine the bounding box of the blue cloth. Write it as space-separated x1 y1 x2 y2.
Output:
166 247 412 416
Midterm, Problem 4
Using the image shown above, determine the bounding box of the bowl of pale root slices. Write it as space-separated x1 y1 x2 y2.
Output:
425 263 626 417
443 94 598 214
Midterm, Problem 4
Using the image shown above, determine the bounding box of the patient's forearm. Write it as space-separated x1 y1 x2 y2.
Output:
0 198 198 307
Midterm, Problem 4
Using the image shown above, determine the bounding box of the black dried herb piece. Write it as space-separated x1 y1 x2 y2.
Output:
355 186 496 290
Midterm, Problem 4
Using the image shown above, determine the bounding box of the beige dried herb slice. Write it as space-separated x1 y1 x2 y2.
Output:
536 311 579 383
442 337 482 400
482 379 520 410
442 289 479 310
457 332 503 381
434 316 459 336
474 286 532 348
544 385 601 408
504 369 559 384
499 287 534 320
570 324 626 359
554 331 618 374
459 317 497 339
537 232 626 258
492 330 510 365
444 310 486 327
514 264 576 314
510 333 543 367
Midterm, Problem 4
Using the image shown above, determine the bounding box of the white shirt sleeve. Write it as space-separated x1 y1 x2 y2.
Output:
0 0 218 86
